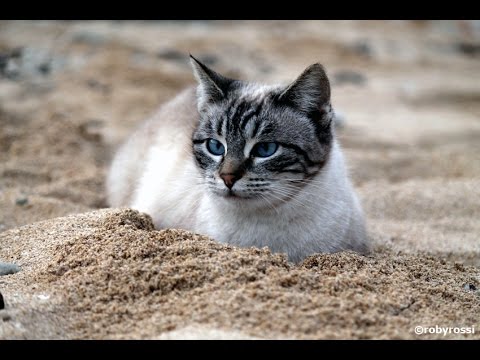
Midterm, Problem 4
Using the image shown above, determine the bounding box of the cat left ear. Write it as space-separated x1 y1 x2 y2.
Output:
278 63 331 122
190 55 233 108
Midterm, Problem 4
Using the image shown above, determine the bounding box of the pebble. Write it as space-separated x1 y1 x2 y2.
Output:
0 48 22 79
463 284 477 291
348 40 373 58
71 31 108 46
78 119 104 142
157 49 185 62
198 54 218 66
456 42 480 57
0 262 21 276
333 70 367 86
0 46 65 80
15 196 29 206
157 50 218 67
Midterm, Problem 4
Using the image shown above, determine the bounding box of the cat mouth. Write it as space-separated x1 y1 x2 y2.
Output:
213 189 251 200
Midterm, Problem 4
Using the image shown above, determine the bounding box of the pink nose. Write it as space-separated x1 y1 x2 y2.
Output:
220 174 239 189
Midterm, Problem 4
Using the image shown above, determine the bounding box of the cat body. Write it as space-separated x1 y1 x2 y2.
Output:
107 57 369 262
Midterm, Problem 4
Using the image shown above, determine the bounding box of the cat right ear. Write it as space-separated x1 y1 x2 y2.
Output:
190 55 232 109
277 63 332 124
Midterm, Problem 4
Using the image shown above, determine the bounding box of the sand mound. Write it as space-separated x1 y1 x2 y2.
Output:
1 209 478 339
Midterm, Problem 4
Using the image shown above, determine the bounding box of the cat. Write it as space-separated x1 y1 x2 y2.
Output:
106 55 369 263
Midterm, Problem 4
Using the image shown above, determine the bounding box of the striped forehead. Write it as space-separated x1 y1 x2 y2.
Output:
204 83 274 138
221 97 264 139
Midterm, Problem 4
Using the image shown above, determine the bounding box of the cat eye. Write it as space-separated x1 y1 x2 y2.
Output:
206 138 225 156
251 142 278 158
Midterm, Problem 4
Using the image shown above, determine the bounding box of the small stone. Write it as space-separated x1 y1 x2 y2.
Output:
3 59 20 79
333 70 367 86
15 196 28 206
199 54 218 66
456 42 480 57
71 31 107 46
86 79 111 93
37 294 50 301
157 49 185 62
463 284 477 291
0 47 22 77
0 262 21 276
78 119 104 142
0 46 63 80
38 62 51 75
348 40 373 58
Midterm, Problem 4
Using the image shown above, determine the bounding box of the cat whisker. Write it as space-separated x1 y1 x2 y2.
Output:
272 185 343 210
257 193 281 215
266 189 311 211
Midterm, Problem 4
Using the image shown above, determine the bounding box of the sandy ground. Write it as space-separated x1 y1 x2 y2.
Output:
0 20 479 339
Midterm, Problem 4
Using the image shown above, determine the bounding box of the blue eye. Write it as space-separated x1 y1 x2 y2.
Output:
252 142 278 158
206 139 225 156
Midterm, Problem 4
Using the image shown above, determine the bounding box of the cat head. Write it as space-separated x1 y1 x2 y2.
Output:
190 55 334 208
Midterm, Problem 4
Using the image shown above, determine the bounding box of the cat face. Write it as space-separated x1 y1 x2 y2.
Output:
190 56 334 208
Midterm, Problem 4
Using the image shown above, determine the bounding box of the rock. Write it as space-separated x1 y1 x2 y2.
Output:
198 54 218 66
347 39 373 58
456 43 480 57
0 262 21 276
0 312 11 321
78 119 104 142
71 31 108 46
333 70 367 86
0 47 23 79
157 50 218 67
15 196 28 206
37 62 51 75
157 49 185 62
0 291 4 310
463 284 477 291
86 79 111 94
0 47 65 81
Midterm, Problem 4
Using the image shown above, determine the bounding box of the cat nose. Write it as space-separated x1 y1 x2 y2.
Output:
220 173 241 189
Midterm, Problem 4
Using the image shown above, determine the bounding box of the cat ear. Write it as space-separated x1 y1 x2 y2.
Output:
278 63 331 122
190 54 233 108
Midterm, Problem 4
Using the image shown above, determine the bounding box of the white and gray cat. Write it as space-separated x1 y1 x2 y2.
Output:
107 55 369 262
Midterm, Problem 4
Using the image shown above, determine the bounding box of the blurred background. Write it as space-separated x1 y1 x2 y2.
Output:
0 20 479 263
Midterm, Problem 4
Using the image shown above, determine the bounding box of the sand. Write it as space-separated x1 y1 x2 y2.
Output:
0 20 479 339
0 208 479 339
